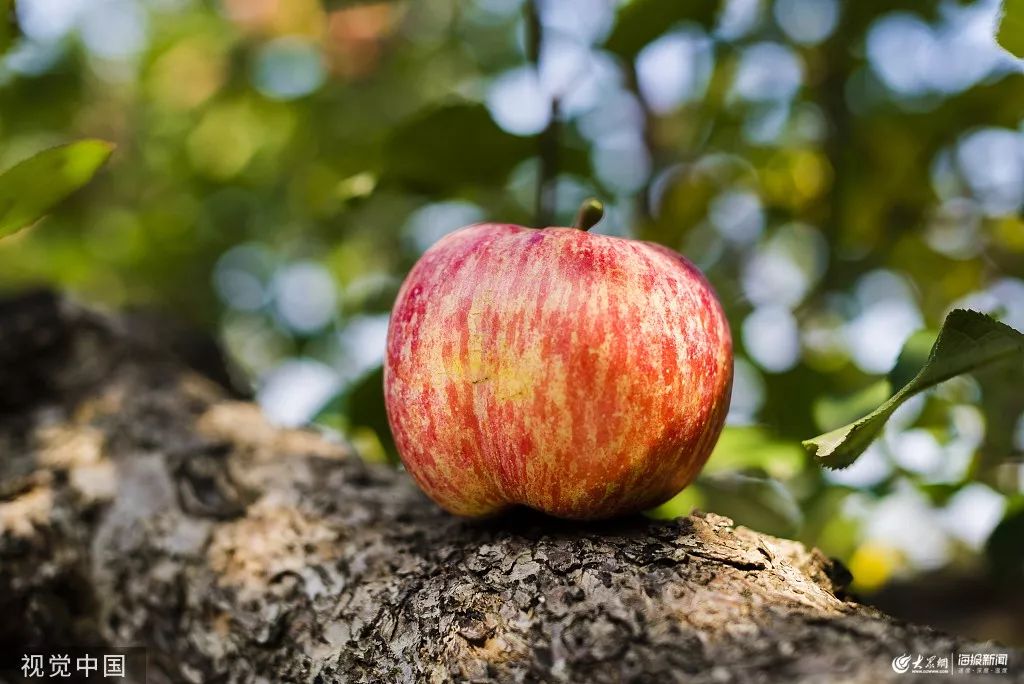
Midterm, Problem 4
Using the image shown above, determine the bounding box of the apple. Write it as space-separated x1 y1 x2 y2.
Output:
384 201 733 519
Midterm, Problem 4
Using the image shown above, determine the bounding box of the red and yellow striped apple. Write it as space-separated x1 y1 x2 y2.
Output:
384 205 732 519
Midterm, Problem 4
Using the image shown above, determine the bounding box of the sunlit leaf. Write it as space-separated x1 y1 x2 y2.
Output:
703 426 806 479
888 328 938 391
0 140 115 241
803 309 1024 469
812 380 891 433
645 484 702 521
801 489 860 559
697 471 803 538
641 426 804 526
647 463 802 537
997 0 1024 58
604 0 718 60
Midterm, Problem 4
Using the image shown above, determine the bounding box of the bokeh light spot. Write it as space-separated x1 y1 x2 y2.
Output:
252 37 326 101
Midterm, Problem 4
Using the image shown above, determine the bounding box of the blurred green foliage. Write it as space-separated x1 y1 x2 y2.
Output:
0 0 1022 599
998 0 1024 56
605 0 718 58
804 309 1024 469
0 140 112 240
0 0 14 57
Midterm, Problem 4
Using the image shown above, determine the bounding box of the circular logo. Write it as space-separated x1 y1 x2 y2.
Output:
892 654 912 674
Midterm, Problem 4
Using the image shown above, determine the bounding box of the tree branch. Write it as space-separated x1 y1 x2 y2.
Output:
624 60 657 225
0 291 1018 683
526 0 560 227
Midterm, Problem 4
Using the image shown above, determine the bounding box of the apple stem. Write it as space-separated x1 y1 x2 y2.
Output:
573 198 604 231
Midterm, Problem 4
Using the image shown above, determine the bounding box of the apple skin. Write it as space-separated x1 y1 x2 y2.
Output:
384 222 732 520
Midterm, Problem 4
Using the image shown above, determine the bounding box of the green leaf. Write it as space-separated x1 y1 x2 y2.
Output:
0 140 115 241
803 309 1024 469
647 427 804 525
812 380 891 433
703 426 806 480
974 360 1024 471
888 328 938 391
344 365 397 460
697 471 803 538
0 0 15 57
384 102 587 194
645 485 703 520
986 497 1024 581
312 365 398 464
604 0 718 60
997 0 1024 58
385 102 532 192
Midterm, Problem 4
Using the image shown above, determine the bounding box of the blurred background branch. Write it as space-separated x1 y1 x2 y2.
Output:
526 0 561 226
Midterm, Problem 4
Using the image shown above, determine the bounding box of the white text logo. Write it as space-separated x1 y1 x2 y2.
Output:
892 654 912 674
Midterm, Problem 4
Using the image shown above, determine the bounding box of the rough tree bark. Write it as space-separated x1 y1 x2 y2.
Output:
0 291 1019 683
